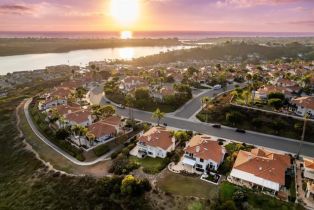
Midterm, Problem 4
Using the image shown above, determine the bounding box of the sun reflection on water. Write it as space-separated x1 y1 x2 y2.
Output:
118 47 135 60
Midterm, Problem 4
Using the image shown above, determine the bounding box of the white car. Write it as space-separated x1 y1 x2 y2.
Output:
213 84 222 90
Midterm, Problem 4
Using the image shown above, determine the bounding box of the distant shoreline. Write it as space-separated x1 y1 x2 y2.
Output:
0 38 181 57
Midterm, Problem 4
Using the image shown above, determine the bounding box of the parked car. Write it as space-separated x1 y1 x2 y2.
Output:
235 128 246 133
163 123 168 126
212 124 221 128
213 84 222 90
105 100 111 104
117 104 125 109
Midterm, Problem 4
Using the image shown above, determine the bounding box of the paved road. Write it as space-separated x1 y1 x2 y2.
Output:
89 86 314 157
174 84 242 118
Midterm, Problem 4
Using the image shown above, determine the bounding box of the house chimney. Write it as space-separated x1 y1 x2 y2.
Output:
196 146 200 153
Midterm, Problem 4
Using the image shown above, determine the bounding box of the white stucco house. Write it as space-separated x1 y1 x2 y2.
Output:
182 135 225 174
229 148 291 193
137 127 175 158
63 109 93 127
291 96 314 117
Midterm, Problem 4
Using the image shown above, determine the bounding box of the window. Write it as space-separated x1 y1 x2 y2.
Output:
200 158 204 162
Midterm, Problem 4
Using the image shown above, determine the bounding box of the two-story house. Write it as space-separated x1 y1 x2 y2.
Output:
137 127 175 158
182 135 225 174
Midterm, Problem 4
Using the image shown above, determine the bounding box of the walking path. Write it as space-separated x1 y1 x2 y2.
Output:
16 100 80 176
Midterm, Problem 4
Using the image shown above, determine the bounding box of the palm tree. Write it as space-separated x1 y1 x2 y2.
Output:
201 96 211 123
250 82 259 106
152 108 165 126
201 96 210 109
71 125 87 146
86 132 96 147
243 90 250 105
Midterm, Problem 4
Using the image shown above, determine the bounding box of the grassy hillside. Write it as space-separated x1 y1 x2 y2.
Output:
0 83 150 210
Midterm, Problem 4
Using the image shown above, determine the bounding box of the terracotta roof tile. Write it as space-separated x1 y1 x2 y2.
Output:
233 149 291 185
138 127 174 150
88 121 116 138
185 135 225 163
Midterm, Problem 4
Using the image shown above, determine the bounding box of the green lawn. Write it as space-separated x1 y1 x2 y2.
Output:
129 156 169 174
157 171 218 198
219 182 304 210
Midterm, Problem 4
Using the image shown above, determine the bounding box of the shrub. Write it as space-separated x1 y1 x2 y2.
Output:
111 150 121 159
93 144 111 157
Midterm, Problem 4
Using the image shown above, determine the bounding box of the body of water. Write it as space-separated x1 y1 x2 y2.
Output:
0 46 190 75
1 31 314 40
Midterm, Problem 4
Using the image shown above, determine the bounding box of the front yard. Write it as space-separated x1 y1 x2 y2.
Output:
129 156 169 174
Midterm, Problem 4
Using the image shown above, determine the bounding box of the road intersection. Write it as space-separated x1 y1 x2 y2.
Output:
90 84 314 157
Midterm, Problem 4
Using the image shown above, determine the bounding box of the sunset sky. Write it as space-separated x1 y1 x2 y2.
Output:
0 0 314 32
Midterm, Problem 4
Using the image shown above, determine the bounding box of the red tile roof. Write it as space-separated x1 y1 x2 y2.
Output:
138 127 174 150
291 96 314 110
88 121 116 138
233 148 291 185
102 116 121 127
185 135 225 163
65 110 91 124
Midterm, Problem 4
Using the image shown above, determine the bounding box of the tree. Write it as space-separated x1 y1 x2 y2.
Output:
268 92 285 101
242 90 250 105
99 105 115 118
174 130 190 146
49 108 60 123
226 111 243 126
75 87 87 103
72 125 88 146
86 132 96 146
134 88 150 100
152 108 165 126
268 98 283 110
201 96 211 109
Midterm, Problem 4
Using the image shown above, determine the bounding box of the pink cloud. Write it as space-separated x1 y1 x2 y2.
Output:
216 0 301 8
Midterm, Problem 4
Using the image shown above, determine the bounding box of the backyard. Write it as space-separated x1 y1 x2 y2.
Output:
219 182 304 210
157 171 219 198
129 156 170 174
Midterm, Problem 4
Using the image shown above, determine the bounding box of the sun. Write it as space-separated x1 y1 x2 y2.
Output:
120 31 133 39
110 0 140 27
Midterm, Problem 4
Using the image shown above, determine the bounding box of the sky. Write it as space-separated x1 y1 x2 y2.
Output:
0 0 314 32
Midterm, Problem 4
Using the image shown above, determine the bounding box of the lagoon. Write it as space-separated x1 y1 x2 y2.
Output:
0 45 189 75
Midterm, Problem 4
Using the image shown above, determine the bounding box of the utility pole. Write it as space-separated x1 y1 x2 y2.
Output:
297 114 309 159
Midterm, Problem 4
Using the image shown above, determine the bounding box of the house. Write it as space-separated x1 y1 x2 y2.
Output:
63 109 93 127
304 158 314 180
229 148 291 193
137 127 175 158
119 76 148 92
39 87 73 110
254 85 293 100
87 121 117 142
151 86 175 102
182 135 225 174
54 104 81 116
101 115 125 133
306 182 314 199
291 96 314 117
